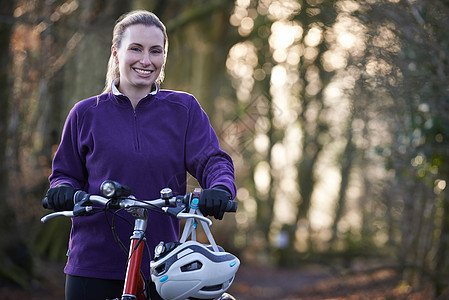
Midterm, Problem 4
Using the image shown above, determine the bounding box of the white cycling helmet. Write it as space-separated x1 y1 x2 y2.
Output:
150 240 240 300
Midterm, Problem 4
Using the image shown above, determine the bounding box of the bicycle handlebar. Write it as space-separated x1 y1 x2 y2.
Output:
41 184 237 223
42 193 237 213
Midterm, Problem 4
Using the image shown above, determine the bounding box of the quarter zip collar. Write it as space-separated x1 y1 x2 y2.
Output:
110 77 159 108
109 78 159 152
112 77 159 96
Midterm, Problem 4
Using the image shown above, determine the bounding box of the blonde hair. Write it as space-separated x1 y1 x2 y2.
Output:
102 10 168 94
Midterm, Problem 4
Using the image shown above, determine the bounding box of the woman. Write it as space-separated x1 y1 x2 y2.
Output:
45 10 237 300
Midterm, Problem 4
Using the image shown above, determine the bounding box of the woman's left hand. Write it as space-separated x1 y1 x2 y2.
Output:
199 186 231 220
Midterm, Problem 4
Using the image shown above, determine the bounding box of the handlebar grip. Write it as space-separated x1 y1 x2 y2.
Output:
42 191 88 211
226 200 237 212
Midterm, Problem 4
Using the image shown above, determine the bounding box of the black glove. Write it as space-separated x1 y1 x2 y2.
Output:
45 185 76 211
199 186 231 220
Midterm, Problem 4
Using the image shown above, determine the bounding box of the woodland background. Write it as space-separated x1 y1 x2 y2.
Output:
0 0 448 298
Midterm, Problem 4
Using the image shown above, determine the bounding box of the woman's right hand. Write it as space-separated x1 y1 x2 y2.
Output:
45 185 76 211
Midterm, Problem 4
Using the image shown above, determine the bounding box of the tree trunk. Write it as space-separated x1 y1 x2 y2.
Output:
329 118 355 247
434 169 449 296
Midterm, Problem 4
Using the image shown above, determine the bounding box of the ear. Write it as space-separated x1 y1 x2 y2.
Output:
111 45 118 63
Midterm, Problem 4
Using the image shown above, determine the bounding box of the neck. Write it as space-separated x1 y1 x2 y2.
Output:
127 92 145 109
117 84 155 109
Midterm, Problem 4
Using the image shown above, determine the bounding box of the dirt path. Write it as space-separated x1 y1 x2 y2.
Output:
228 265 332 299
228 264 435 300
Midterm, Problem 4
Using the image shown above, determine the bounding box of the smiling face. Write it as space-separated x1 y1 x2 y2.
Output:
113 24 165 98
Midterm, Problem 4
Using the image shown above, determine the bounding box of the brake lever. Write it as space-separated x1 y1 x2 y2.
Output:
40 206 94 223
172 211 212 226
163 205 186 217
41 211 75 223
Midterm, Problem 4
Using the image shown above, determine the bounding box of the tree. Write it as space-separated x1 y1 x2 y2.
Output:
0 0 34 287
350 0 449 296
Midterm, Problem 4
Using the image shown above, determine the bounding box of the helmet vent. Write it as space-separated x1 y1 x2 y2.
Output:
153 263 166 276
181 260 203 272
200 283 223 291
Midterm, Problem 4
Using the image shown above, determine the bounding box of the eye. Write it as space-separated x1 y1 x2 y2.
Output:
130 47 142 52
150 48 163 55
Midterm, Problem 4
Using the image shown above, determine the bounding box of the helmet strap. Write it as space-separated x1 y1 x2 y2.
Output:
179 206 219 252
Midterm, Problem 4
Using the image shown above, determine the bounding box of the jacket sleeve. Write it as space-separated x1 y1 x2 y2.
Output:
49 104 88 190
184 97 237 199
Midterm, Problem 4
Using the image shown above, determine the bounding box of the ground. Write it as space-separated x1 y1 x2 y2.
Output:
0 261 440 299
228 264 437 299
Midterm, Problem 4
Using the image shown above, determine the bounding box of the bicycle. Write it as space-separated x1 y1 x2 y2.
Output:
41 180 239 300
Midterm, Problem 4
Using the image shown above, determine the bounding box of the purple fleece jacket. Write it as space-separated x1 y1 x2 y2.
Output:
49 89 236 280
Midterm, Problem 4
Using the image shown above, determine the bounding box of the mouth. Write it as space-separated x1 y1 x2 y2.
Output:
134 68 153 75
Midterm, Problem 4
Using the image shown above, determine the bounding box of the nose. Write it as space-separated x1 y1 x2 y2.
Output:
140 52 151 66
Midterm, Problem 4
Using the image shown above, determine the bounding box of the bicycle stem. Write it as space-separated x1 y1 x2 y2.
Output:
122 207 148 300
